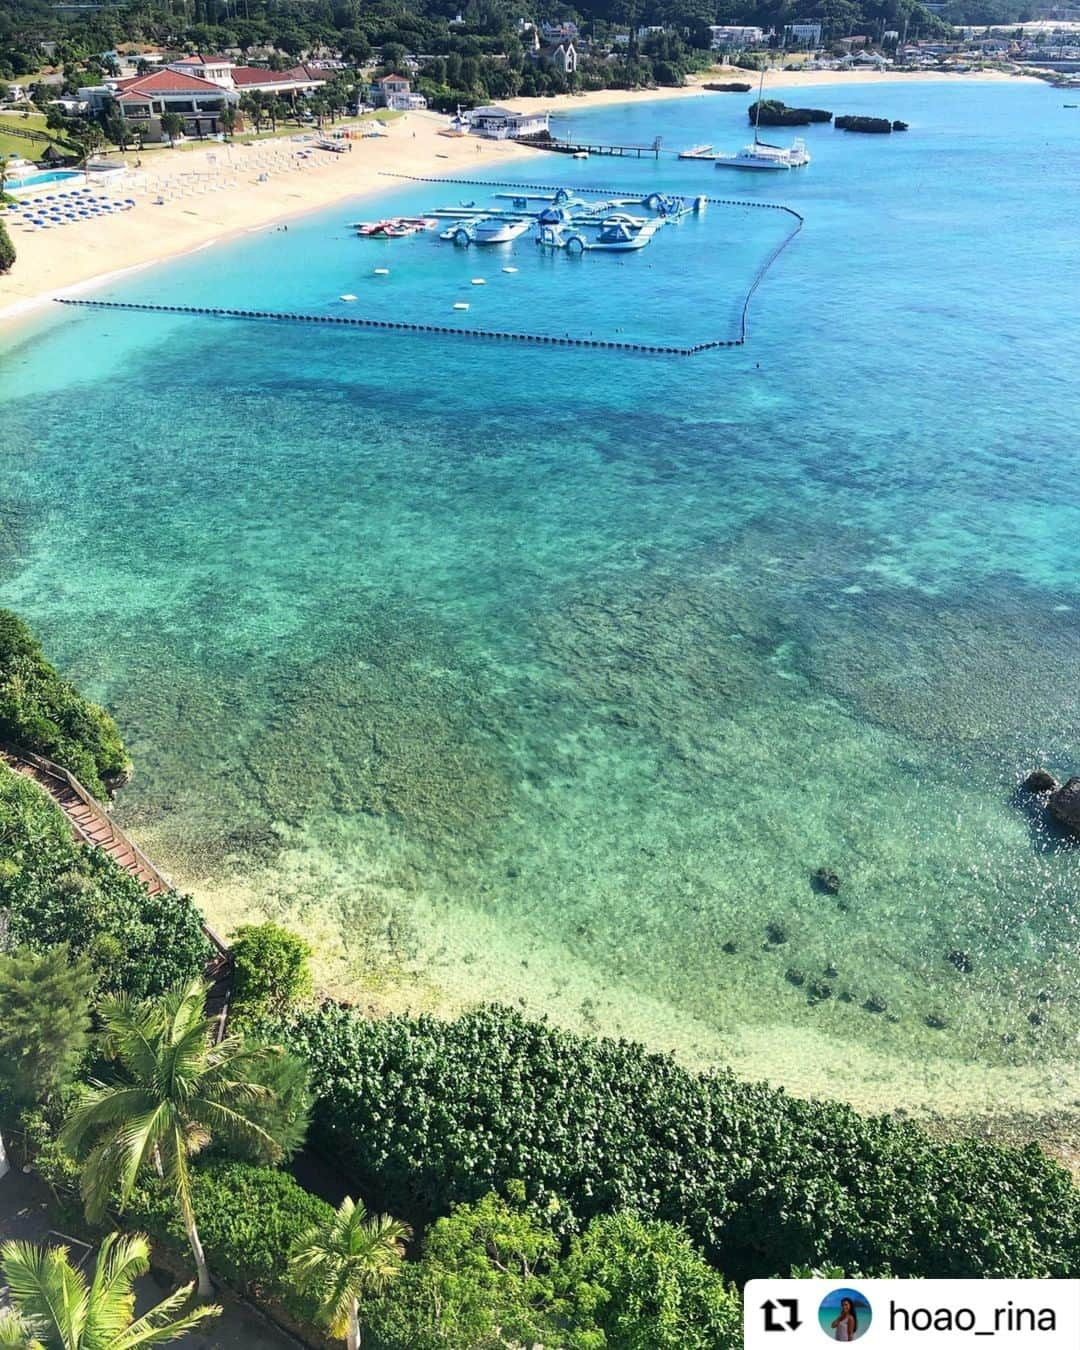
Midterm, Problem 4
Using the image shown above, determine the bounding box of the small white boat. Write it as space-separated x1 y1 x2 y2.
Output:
339 294 357 301
572 150 589 159
442 216 533 246
453 302 470 310
373 268 390 276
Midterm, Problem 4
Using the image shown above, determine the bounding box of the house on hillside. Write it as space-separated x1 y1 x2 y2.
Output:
531 41 577 74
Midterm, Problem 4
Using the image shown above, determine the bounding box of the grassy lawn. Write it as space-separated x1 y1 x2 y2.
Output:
0 112 71 160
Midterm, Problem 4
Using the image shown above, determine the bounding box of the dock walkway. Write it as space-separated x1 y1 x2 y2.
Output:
0 744 233 1039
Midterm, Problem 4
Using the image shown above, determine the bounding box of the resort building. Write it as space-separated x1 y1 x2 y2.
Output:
783 22 824 48
227 65 329 98
79 67 238 140
708 26 765 50
466 105 550 139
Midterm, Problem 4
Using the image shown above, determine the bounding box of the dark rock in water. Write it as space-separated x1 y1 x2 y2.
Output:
1001 1032 1016 1046
1028 1010 1046 1027
1023 768 1059 793
926 1012 948 1030
786 967 806 987
808 980 832 1003
947 950 974 974
886 1012 901 1024
704 81 753 93
1036 989 1053 1003
835 114 894 134
749 98 832 127
838 990 855 1004
812 867 841 895
824 964 839 979
864 993 888 1013
1047 776 1080 836
765 922 787 945
721 940 738 955
892 120 909 132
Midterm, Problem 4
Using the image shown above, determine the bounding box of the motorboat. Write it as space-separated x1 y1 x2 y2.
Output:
442 216 533 246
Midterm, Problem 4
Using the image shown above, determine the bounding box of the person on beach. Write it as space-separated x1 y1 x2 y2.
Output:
831 1298 857 1342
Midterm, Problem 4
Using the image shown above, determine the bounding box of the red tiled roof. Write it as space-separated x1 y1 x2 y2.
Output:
231 64 325 87
115 68 228 96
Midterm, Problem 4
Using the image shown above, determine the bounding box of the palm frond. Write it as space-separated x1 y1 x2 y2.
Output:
60 1088 160 1158
113 1284 219 1350
0 1307 39 1350
83 1233 148 1346
288 1198 409 1340
186 1098 281 1164
0 1240 89 1350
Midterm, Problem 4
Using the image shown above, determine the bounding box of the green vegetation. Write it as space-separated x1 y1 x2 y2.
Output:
0 609 130 797
362 1192 741 1349
231 921 312 1024
0 216 13 274
0 1232 220 1350
557 1211 743 1349
130 1160 334 1324
0 945 94 1117
282 1002 1080 1281
750 100 833 126
291 1197 411 1349
61 977 283 1297
0 770 211 998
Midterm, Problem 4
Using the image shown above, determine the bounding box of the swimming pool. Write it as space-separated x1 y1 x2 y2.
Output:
8 170 85 193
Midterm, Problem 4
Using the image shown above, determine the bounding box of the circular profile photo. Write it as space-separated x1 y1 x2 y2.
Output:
819 1287 872 1342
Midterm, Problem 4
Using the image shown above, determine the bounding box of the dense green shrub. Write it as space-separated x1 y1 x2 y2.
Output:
0 771 211 997
0 219 14 274
558 1212 742 1349
363 1194 740 1350
231 921 313 1023
131 1159 334 1323
282 1004 1080 1282
0 609 130 797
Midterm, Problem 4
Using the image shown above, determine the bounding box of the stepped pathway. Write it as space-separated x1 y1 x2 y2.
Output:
0 744 233 1040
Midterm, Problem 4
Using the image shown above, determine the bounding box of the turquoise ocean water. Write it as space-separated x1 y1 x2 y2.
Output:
2 80 1078 1129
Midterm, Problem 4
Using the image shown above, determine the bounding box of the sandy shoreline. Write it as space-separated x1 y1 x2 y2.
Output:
0 110 534 331
0 69 1038 333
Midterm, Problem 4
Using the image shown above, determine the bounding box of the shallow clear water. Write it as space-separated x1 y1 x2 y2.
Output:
2 81 1078 1126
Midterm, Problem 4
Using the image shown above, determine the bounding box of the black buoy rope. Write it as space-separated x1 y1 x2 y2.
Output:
54 181 803 354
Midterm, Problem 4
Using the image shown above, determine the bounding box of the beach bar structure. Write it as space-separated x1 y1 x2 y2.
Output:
467 106 550 140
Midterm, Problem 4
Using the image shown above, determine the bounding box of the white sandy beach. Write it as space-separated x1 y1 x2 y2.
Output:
0 68 1039 330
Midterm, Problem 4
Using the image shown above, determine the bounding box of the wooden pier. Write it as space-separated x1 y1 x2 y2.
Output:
520 133 665 159
0 743 234 1040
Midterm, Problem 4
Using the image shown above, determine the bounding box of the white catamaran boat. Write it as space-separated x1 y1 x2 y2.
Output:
715 68 811 172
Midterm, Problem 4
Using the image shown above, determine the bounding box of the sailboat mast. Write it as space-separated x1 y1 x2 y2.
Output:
754 64 765 146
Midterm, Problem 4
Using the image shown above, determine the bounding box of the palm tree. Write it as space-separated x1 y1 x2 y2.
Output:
61 978 282 1299
289 1198 410 1350
0 1231 219 1350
